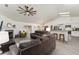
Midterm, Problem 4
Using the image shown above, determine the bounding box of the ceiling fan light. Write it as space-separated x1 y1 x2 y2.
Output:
27 12 29 14
28 14 30 16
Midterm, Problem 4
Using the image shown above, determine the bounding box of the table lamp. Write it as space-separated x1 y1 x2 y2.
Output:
46 27 50 31
0 31 9 54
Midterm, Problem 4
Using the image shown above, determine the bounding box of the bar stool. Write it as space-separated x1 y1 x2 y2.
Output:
53 33 58 40
59 34 65 42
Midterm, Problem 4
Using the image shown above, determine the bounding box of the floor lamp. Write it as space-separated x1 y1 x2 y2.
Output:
0 31 9 54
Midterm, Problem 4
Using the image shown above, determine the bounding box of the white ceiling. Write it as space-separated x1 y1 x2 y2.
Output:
0 4 79 24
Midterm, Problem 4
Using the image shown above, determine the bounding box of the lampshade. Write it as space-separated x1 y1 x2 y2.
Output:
0 31 9 44
46 27 50 31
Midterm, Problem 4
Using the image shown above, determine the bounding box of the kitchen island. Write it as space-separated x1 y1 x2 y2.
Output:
71 31 79 37
50 30 70 42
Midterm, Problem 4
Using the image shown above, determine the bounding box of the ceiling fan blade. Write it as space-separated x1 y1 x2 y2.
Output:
31 14 33 16
16 9 23 11
19 12 24 14
24 13 26 15
31 13 36 15
29 7 33 11
33 13 36 15
31 11 36 15
18 6 25 11
25 5 28 11
29 12 33 16
31 11 36 12
19 11 25 14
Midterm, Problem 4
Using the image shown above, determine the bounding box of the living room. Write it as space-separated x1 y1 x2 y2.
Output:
0 4 79 55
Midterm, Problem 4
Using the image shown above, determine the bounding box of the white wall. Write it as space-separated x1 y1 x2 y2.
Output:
0 15 39 38
45 16 79 28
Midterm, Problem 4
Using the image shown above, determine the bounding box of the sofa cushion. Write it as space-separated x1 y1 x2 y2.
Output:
19 40 41 49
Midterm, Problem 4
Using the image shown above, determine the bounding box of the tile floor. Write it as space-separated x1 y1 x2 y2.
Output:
51 36 79 55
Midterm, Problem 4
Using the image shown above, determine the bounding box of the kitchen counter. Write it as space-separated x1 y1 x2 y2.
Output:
51 30 69 31
71 31 79 37
50 30 69 42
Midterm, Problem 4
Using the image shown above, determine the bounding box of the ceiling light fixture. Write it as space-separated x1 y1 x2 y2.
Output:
59 12 70 15
17 5 36 16
60 14 70 16
59 12 70 16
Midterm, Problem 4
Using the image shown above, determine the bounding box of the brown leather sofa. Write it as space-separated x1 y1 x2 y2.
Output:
30 31 50 39
19 34 56 55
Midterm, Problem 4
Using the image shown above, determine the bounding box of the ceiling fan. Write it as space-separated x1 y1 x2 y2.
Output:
17 5 36 16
